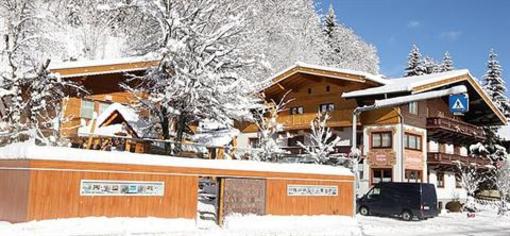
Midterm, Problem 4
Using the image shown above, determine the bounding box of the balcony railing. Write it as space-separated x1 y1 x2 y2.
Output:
278 109 354 130
426 117 486 143
427 152 490 167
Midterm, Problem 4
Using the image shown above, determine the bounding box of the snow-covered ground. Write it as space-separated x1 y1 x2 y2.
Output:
1 210 509 236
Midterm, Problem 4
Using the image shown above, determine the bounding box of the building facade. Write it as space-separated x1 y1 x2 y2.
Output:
238 64 507 209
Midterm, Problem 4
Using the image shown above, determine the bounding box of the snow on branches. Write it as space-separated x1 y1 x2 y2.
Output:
297 111 341 164
122 0 261 150
321 4 379 74
249 91 293 161
0 0 86 145
482 49 510 120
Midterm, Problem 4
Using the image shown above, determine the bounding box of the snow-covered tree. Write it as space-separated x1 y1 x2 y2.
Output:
404 44 426 77
455 160 488 212
482 49 510 120
122 0 261 152
423 56 440 74
440 51 454 72
297 111 341 164
0 0 86 144
37 0 130 61
249 92 293 161
496 158 510 215
321 4 379 74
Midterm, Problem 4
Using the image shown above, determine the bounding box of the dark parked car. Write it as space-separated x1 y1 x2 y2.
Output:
357 182 438 221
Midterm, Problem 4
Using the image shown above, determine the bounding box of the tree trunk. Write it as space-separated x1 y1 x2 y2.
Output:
174 113 187 154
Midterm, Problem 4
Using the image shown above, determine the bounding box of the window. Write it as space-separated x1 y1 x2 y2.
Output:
319 103 335 113
409 102 418 115
80 100 94 119
404 133 422 150
455 173 462 188
371 168 392 184
367 187 381 199
308 88 312 94
326 85 330 92
405 170 422 183
248 138 259 148
371 132 392 148
98 102 111 115
290 106 304 115
436 172 445 188
287 135 304 147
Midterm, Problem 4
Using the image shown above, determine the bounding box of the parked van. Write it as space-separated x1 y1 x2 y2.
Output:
357 182 438 221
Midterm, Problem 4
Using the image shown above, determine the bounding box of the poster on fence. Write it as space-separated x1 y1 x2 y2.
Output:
287 184 338 196
80 180 164 196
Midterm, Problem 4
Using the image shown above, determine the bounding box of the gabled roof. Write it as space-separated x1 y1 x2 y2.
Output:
342 70 470 98
258 62 387 92
342 69 507 125
49 57 159 78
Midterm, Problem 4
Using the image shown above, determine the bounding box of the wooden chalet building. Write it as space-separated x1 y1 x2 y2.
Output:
237 63 507 208
49 58 158 151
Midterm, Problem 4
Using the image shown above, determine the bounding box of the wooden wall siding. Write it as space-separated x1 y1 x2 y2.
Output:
361 108 399 125
26 170 197 220
0 161 30 223
241 74 376 132
400 101 428 128
266 179 353 216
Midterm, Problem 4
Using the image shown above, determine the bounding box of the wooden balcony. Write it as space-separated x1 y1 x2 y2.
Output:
427 152 490 167
426 117 486 144
278 109 354 130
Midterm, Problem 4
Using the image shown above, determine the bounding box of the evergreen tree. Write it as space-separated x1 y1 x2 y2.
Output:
423 56 440 74
481 49 510 151
483 49 510 119
404 44 426 77
320 4 379 74
440 51 454 72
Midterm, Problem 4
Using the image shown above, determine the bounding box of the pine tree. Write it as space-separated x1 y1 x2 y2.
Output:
481 49 510 152
483 49 510 119
423 56 440 74
404 44 426 77
440 51 454 72
320 4 379 74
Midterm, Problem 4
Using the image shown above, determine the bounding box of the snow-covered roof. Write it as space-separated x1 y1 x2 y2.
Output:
342 69 470 98
48 56 157 70
49 57 159 79
191 128 240 147
79 103 151 138
0 143 353 176
499 125 510 141
259 62 387 92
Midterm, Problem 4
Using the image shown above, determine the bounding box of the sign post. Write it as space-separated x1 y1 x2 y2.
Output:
449 93 469 115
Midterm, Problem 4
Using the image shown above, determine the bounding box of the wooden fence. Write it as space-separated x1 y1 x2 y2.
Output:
0 150 353 223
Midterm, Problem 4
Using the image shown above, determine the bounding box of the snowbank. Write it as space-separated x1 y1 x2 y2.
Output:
0 215 361 236
223 214 361 235
0 217 196 236
0 143 353 176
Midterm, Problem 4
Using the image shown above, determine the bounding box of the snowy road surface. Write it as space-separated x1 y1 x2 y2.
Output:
0 211 509 236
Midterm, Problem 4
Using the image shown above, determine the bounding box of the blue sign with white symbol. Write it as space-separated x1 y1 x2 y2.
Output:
449 93 469 115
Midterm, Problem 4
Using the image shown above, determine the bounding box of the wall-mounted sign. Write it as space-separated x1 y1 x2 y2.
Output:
287 185 338 196
80 180 164 196
449 93 469 115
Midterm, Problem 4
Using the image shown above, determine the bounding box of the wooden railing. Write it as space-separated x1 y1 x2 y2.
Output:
278 109 354 130
426 117 486 141
427 152 490 166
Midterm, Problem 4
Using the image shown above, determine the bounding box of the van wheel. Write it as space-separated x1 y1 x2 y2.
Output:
401 210 413 221
359 206 370 216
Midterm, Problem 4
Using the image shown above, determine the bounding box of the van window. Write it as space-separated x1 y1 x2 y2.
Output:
367 187 381 199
